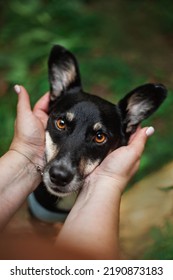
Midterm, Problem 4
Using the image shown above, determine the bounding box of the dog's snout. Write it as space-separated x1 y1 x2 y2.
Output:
49 166 74 187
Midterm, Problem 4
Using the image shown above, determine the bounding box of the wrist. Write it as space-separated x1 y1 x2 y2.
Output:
61 172 122 259
0 150 42 211
73 174 122 215
0 150 43 229
10 140 45 168
86 172 127 196
8 148 44 183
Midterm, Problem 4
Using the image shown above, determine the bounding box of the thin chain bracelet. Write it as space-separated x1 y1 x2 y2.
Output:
10 148 44 176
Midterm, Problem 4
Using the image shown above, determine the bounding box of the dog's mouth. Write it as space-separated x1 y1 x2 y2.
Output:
46 184 79 197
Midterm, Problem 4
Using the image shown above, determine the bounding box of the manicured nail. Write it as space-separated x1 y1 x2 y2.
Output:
14 85 21 94
146 126 155 137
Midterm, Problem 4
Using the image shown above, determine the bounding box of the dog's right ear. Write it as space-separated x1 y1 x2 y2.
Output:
48 45 82 101
118 83 167 140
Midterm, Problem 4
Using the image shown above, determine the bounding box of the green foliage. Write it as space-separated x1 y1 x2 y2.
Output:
144 221 173 260
0 0 100 154
0 0 173 173
0 0 99 86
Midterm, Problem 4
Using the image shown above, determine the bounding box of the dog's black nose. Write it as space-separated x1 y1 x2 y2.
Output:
49 166 74 186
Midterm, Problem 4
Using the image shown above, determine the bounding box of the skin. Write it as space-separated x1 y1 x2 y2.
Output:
56 126 152 259
0 85 153 259
0 86 49 230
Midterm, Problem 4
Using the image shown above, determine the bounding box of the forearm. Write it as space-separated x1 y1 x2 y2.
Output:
56 176 122 259
0 150 41 230
56 128 150 259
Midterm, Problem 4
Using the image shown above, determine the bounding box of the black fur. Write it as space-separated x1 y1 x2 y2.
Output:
32 45 167 217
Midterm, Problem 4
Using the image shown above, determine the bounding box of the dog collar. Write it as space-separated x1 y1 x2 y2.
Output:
27 193 69 223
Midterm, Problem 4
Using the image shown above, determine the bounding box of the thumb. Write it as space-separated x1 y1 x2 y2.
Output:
130 126 155 156
33 92 50 114
14 85 32 118
33 92 49 128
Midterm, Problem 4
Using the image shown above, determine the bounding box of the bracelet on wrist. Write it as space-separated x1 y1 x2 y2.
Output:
9 148 44 176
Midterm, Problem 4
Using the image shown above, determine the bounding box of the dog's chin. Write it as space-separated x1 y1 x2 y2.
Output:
45 185 71 197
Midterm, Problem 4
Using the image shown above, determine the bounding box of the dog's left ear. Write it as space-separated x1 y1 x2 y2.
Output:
48 45 82 101
118 83 167 137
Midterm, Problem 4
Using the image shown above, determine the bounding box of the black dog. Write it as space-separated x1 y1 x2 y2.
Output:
28 45 167 222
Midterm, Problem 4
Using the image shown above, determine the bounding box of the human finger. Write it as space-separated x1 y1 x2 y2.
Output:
14 85 32 117
33 92 50 114
128 126 141 144
129 126 155 158
33 92 50 128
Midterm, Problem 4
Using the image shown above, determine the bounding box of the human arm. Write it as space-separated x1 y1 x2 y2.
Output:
0 85 49 230
56 127 154 259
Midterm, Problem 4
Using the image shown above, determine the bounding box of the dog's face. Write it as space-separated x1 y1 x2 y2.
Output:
43 45 167 197
43 93 124 196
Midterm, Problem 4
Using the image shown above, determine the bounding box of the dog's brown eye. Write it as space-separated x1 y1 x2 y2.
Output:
56 118 66 130
94 132 107 144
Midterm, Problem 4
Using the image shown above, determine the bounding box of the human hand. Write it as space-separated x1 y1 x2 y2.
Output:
60 128 154 260
87 127 154 194
10 85 50 166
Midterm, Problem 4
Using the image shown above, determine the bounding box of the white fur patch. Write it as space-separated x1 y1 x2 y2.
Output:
45 131 59 162
80 158 100 177
93 122 103 131
56 192 78 210
126 96 153 132
50 63 76 100
66 112 75 122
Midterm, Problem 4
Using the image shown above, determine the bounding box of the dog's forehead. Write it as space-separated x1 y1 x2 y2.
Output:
68 101 100 119
65 102 103 133
69 99 121 130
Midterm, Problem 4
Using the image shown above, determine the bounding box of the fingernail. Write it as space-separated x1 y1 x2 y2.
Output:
146 126 155 137
14 85 21 94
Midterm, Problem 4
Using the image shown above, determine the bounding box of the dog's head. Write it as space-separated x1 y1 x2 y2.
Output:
43 45 167 197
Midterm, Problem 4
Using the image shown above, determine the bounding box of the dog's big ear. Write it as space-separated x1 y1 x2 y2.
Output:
48 45 82 101
118 83 167 138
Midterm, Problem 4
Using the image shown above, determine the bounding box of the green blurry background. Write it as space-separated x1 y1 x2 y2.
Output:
1 0 173 259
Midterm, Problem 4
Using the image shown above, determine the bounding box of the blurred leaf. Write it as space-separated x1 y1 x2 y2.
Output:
144 222 173 260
